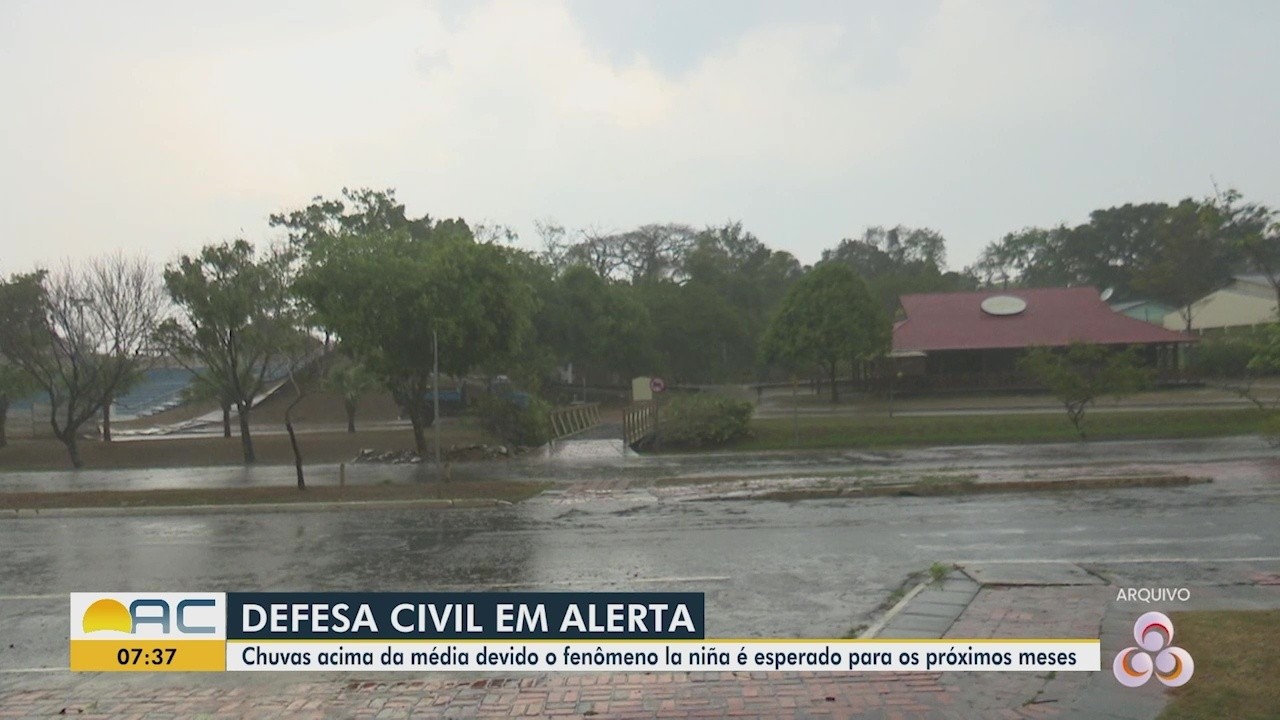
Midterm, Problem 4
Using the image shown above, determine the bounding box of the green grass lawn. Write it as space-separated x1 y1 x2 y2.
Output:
726 408 1264 452
1159 610 1280 720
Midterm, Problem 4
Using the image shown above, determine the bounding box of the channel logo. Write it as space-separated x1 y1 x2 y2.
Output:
70 593 225 640
70 593 228 672
82 597 217 635
1112 611 1194 687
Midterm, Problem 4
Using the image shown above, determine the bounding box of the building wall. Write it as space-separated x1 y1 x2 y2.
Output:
1162 286 1277 332
1119 302 1175 325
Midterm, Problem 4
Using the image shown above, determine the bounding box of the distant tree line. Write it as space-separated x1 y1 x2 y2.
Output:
968 189 1280 331
1 185 1278 467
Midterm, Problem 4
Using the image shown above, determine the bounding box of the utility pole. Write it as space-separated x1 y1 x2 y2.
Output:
433 329 442 475
792 375 799 446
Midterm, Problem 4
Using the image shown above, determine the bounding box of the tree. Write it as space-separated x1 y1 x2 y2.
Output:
181 372 237 439
970 226 1076 289
0 362 38 448
760 263 889 402
322 358 378 433
1018 344 1151 439
539 266 657 381
0 256 162 467
1134 199 1237 332
295 225 534 454
1216 188 1280 309
678 222 803 380
822 225 970 312
156 240 305 464
100 366 145 443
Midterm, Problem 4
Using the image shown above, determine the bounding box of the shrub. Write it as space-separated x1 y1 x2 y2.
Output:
476 394 551 447
1191 334 1259 378
653 394 754 448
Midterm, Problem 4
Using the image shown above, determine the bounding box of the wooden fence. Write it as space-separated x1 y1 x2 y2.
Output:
548 403 602 440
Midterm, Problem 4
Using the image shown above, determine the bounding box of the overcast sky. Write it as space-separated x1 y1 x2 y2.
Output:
3 0 1278 273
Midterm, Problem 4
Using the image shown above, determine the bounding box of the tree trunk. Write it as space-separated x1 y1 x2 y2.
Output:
237 404 256 463
221 402 232 438
344 398 357 433
408 408 427 455
828 362 840 403
286 415 304 490
0 397 9 448
61 432 84 469
406 398 436 456
102 401 112 442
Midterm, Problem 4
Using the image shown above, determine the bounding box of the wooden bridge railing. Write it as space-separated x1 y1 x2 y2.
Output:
623 400 658 447
548 403 602 440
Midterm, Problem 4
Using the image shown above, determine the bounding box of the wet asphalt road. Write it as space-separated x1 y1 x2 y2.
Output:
1 435 1276 492
1 449 1277 674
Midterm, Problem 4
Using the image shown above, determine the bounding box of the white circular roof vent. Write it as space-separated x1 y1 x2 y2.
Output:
980 295 1027 316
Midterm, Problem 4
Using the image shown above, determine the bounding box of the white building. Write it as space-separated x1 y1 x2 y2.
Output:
1163 274 1278 333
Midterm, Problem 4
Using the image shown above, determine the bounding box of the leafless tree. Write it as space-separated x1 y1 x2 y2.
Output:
0 255 163 467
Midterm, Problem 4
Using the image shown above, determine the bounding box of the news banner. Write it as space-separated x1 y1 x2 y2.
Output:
70 592 1099 673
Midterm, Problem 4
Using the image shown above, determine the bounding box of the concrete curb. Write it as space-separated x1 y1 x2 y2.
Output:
701 474 1210 503
0 497 515 519
860 579 931 639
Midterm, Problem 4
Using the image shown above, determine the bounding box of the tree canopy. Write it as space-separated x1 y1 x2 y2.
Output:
760 262 889 402
156 240 305 463
294 223 534 453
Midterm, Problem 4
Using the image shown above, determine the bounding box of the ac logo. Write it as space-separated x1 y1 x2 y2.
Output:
72 593 224 638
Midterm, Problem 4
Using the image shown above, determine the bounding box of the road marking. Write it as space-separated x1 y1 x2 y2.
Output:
954 556 1280 565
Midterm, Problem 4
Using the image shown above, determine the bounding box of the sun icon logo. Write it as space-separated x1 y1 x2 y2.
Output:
1113 611 1194 687
82 598 133 634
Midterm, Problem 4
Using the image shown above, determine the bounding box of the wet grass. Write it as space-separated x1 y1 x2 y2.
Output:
0 424 491 472
1159 610 1280 720
0 480 551 511
727 409 1262 452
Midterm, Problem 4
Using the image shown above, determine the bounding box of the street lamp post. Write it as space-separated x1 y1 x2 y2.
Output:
433 329 442 477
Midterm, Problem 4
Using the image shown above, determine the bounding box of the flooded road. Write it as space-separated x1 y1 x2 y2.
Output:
1 452 1277 673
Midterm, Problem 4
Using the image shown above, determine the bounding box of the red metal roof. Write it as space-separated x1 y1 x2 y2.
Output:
893 287 1192 352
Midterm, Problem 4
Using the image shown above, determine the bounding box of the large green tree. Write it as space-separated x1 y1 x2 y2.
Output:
1135 199 1237 331
1215 188 1280 309
760 263 889 402
678 222 803 380
822 225 972 312
295 225 534 454
155 240 304 464
539 265 656 381
0 257 162 467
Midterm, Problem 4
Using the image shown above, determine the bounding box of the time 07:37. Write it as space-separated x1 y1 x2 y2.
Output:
116 648 176 665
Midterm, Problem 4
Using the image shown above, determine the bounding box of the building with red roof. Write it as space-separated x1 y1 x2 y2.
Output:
890 287 1194 390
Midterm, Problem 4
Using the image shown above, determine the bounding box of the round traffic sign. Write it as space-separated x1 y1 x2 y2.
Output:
649 377 666 393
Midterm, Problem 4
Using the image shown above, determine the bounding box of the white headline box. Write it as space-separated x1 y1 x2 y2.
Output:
225 640 1100 672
